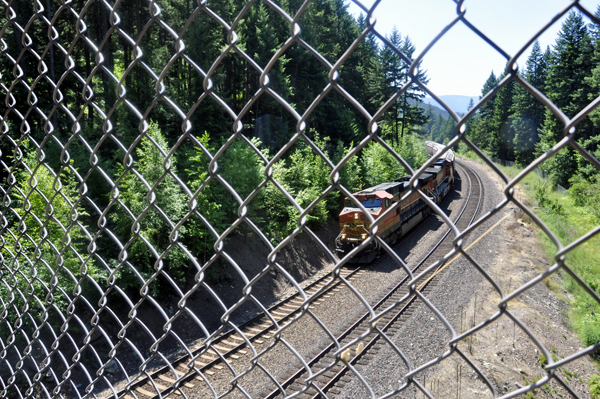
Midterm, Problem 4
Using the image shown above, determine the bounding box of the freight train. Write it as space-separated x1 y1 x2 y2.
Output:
335 142 455 263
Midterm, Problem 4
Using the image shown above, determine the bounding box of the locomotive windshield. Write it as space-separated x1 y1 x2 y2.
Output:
362 199 382 208
344 198 382 208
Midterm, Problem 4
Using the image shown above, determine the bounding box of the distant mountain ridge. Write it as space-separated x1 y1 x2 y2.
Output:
423 95 478 115
407 98 449 119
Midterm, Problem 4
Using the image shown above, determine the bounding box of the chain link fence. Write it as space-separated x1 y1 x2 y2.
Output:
1 0 600 398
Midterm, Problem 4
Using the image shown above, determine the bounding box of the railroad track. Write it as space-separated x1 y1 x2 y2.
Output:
262 161 483 398
110 162 479 399
113 260 368 398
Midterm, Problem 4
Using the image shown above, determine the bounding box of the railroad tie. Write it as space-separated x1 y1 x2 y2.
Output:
158 375 195 389
136 382 181 397
221 339 243 347
271 310 288 317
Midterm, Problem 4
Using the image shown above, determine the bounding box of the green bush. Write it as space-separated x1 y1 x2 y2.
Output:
569 174 600 222
362 134 427 187
589 374 600 399
533 180 565 217
111 122 189 293
1 142 103 325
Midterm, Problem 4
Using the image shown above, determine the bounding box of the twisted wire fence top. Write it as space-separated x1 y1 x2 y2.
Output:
0 0 599 398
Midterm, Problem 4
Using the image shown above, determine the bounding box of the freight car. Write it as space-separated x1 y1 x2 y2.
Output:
335 144 455 263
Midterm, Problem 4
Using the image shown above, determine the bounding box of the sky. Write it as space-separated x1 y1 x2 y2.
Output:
347 0 599 97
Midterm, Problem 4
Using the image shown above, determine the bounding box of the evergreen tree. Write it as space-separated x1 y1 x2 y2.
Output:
430 114 444 142
467 71 499 154
346 14 386 116
440 115 457 144
584 5 600 172
380 28 428 144
396 37 429 139
380 27 408 145
491 64 516 160
536 11 594 186
511 41 549 165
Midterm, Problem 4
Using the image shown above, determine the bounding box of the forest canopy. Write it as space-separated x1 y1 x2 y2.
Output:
0 0 435 304
464 9 600 189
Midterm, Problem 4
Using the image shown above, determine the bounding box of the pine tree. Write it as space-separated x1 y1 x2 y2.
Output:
468 71 499 155
536 11 594 186
379 29 428 143
380 27 408 145
430 114 444 142
397 36 429 139
511 41 549 165
491 63 516 160
583 5 600 170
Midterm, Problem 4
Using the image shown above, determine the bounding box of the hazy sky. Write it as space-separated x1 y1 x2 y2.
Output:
348 0 599 97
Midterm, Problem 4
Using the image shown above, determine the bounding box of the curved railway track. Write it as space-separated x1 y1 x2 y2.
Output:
116 266 366 398
113 161 481 399
262 161 483 399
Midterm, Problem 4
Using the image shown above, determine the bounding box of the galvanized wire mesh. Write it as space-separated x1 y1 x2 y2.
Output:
0 0 599 398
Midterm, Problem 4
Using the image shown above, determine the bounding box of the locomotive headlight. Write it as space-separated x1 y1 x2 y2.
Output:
361 233 366 240
342 234 346 239
354 212 358 220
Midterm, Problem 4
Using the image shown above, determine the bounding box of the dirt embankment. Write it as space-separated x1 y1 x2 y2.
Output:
422 158 598 398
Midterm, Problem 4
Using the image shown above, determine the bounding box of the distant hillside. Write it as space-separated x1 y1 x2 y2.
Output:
423 95 478 115
419 102 450 119
408 99 450 119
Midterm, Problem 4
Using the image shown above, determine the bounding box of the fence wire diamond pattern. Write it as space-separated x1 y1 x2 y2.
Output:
1 0 600 398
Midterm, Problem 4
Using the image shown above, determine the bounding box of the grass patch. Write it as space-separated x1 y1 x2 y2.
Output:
488 160 600 356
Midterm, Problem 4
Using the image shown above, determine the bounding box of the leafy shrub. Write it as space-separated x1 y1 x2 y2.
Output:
259 133 334 242
533 180 565 217
362 135 427 187
589 374 600 399
1 142 102 325
534 180 550 208
569 174 600 222
333 140 362 194
111 122 189 293
572 296 600 348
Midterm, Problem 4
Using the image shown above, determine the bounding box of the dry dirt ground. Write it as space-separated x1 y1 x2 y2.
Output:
418 158 599 398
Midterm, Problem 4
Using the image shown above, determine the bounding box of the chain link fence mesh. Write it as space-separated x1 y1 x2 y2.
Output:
1 0 600 398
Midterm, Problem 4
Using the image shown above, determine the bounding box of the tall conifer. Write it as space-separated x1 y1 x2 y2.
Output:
511 41 549 165
536 11 594 186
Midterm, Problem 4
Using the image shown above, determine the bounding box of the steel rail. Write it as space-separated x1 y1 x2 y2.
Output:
263 161 482 398
114 261 365 399
305 162 484 399
113 164 467 399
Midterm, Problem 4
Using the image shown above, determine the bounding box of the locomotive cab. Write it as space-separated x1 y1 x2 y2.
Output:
337 188 396 263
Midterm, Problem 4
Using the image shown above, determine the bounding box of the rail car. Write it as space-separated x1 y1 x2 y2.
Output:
335 142 455 263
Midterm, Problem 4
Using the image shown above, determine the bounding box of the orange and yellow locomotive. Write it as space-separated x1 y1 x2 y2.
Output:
336 152 454 263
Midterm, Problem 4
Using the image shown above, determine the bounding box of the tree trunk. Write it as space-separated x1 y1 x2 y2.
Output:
46 0 59 133
101 3 113 112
